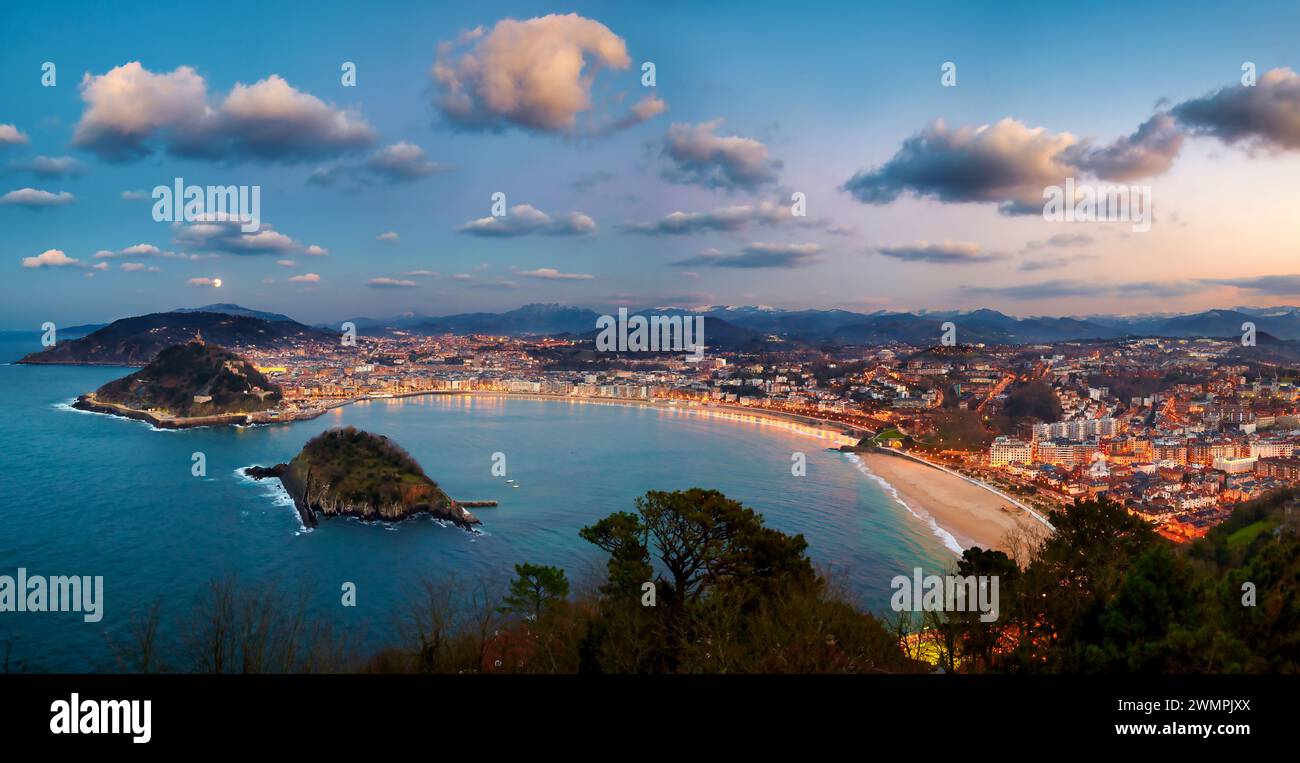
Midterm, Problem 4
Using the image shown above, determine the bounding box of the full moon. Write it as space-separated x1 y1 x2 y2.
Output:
212 278 222 288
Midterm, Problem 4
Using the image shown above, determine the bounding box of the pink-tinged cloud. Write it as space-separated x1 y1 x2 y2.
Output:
72 62 375 162
1174 68 1300 151
662 119 781 189
22 249 81 268
432 14 662 134
367 277 418 288
519 268 594 280
0 124 29 146
458 204 595 237
1 188 76 207
843 116 1181 215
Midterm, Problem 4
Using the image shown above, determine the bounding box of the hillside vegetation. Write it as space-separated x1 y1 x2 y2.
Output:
92 341 280 417
286 427 454 520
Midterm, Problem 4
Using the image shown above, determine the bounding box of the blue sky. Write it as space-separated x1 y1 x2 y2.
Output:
4 0 1300 327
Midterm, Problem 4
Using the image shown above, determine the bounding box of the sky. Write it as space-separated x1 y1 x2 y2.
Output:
3 0 1300 327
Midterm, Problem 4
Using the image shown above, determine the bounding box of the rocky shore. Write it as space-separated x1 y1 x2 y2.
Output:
72 394 326 430
72 395 254 429
242 428 481 531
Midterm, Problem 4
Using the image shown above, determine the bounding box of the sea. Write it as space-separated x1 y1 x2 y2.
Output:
0 334 955 672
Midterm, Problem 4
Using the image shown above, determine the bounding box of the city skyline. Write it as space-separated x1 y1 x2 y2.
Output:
5 0 1300 327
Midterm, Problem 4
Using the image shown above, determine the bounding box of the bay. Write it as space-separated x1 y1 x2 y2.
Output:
0 336 954 672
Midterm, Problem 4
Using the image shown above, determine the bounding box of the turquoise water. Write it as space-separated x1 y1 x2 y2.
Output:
0 336 953 672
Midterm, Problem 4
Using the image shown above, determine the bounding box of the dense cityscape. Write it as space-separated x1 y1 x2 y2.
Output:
210 320 1300 544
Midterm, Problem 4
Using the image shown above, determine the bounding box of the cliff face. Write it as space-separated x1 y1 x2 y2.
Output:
244 428 480 530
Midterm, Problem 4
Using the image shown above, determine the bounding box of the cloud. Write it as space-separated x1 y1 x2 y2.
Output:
0 188 76 207
964 278 1205 300
612 95 667 132
874 240 1007 264
11 155 85 178
93 243 196 261
842 119 1077 213
72 62 375 162
304 244 328 256
457 204 595 237
519 267 594 280
188 277 219 287
661 119 780 189
1045 233 1093 247
1172 68 1300 151
432 14 660 134
120 262 160 272
0 124 29 146
364 142 446 180
309 142 447 187
288 272 320 283
1018 254 1097 271
671 242 824 269
621 201 817 235
276 259 297 268
1064 113 1183 181
1199 274 1300 295
120 243 162 257
450 272 519 289
842 117 1179 215
376 231 400 243
22 249 81 268
404 269 438 277
367 277 418 288
172 217 305 255
121 190 149 201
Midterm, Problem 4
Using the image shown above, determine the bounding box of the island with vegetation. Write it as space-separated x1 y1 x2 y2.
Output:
71 339 296 428
243 427 482 530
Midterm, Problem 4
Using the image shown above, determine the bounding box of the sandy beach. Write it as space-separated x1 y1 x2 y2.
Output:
857 451 1045 556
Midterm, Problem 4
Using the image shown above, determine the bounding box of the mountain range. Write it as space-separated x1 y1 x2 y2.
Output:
327 303 1300 345
18 303 1300 366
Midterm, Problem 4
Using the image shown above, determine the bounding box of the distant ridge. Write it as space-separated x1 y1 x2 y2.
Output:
335 303 1300 344
17 311 332 366
18 303 1300 353
172 303 296 323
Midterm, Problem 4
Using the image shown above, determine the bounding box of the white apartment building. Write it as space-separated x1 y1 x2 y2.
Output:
989 436 1033 466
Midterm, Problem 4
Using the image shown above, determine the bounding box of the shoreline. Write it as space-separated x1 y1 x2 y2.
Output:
63 384 871 444
458 392 868 445
65 381 1042 559
855 450 1048 556
321 389 869 444
70 394 332 430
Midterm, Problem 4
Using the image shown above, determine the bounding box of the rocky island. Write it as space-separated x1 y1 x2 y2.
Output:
71 339 298 428
243 427 482 531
